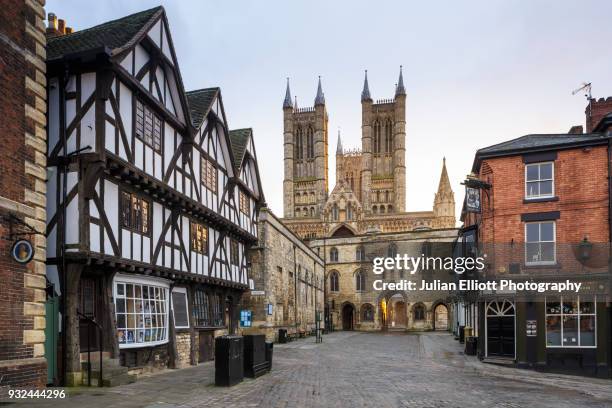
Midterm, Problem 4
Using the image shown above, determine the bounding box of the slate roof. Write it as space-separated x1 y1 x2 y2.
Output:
228 128 252 168
473 133 610 172
47 7 162 61
185 88 219 128
477 133 608 157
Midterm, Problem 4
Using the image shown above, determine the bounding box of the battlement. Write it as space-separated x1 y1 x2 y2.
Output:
340 148 362 156
294 106 316 113
374 98 395 105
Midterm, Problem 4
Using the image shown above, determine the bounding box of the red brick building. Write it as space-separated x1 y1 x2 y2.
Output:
457 99 612 377
0 0 49 390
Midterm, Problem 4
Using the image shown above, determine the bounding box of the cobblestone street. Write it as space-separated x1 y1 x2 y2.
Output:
20 331 612 408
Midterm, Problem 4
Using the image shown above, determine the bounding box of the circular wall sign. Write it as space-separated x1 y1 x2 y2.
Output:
11 239 34 264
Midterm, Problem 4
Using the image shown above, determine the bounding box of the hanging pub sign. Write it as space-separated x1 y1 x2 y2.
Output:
465 186 481 213
11 239 34 264
240 310 252 327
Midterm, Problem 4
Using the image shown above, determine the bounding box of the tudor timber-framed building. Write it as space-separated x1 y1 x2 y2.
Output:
44 7 264 385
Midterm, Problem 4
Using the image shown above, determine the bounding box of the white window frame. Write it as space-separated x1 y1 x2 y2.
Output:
525 161 554 200
113 274 170 349
171 287 190 329
545 296 597 349
524 221 556 265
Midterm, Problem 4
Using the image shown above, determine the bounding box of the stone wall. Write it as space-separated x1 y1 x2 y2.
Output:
241 207 325 342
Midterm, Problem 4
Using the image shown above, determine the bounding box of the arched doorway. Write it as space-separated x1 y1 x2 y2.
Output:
387 294 406 329
486 300 515 358
342 304 355 330
434 304 448 330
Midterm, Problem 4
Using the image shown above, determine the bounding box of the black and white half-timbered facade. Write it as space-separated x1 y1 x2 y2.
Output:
45 7 264 384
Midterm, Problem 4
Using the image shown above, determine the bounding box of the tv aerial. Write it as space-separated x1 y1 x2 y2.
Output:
572 82 592 100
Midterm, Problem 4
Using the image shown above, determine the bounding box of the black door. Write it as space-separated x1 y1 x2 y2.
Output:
487 316 515 357
342 305 354 331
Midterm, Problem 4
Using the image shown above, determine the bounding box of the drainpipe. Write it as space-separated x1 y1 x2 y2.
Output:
294 244 298 335
607 138 612 377
59 65 69 386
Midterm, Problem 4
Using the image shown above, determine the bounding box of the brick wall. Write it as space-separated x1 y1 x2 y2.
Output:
586 97 612 133
0 0 48 391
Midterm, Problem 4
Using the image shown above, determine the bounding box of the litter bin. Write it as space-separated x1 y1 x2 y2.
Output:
243 334 268 378
278 329 287 344
465 336 477 355
265 341 273 370
215 336 244 386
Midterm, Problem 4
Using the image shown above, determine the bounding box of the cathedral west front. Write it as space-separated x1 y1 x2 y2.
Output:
280 68 458 332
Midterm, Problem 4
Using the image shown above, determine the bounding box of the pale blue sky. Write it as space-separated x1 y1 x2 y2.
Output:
47 0 612 219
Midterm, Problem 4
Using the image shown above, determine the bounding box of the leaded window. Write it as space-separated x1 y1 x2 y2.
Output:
120 191 150 235
239 191 249 215
330 247 339 263
135 99 162 152
329 271 339 292
362 304 374 321
201 157 217 191
414 304 425 321
230 240 240 266
193 289 210 327
190 222 208 254
355 270 365 292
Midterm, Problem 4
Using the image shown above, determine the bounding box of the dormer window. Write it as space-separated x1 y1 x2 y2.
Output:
525 162 553 199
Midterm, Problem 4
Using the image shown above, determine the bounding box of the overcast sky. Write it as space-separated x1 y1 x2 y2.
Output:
47 0 612 220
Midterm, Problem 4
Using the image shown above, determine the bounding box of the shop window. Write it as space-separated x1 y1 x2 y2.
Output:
171 287 189 329
546 296 596 347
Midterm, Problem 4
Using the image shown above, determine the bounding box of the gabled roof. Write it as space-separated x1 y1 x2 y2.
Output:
473 133 610 172
47 7 163 61
185 88 219 128
228 128 252 168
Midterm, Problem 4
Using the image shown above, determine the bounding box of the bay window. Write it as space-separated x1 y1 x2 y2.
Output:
113 276 169 348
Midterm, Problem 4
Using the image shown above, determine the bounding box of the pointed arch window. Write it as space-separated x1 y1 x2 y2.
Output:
295 127 304 160
361 304 374 321
332 204 339 221
306 126 314 159
356 246 365 261
330 247 339 263
414 304 425 321
388 244 397 258
347 205 353 220
373 120 381 153
329 271 339 292
384 118 393 153
355 270 366 292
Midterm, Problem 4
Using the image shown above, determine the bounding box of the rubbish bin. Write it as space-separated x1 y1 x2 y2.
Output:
243 334 268 378
265 341 273 370
278 329 287 344
215 335 244 386
465 336 477 355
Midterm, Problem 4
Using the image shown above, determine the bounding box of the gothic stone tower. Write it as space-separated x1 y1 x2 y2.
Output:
283 78 329 218
360 68 406 215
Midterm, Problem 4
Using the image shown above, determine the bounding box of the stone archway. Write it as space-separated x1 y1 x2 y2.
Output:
433 303 448 331
342 303 355 331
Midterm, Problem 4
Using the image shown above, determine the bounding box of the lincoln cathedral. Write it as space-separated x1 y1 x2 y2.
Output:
281 69 458 332
281 68 456 239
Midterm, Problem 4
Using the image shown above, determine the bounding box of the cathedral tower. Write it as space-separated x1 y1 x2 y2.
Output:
283 77 329 218
360 67 406 215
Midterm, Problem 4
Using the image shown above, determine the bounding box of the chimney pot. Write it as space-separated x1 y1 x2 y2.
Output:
65 27 73 34
48 13 57 29
58 19 66 35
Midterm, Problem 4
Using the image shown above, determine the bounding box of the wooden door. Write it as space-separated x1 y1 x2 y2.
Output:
487 316 515 357
198 331 214 363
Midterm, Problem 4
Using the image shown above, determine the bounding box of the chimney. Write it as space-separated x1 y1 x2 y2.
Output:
65 27 73 34
46 13 60 37
586 97 612 133
58 19 66 35
568 125 583 135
